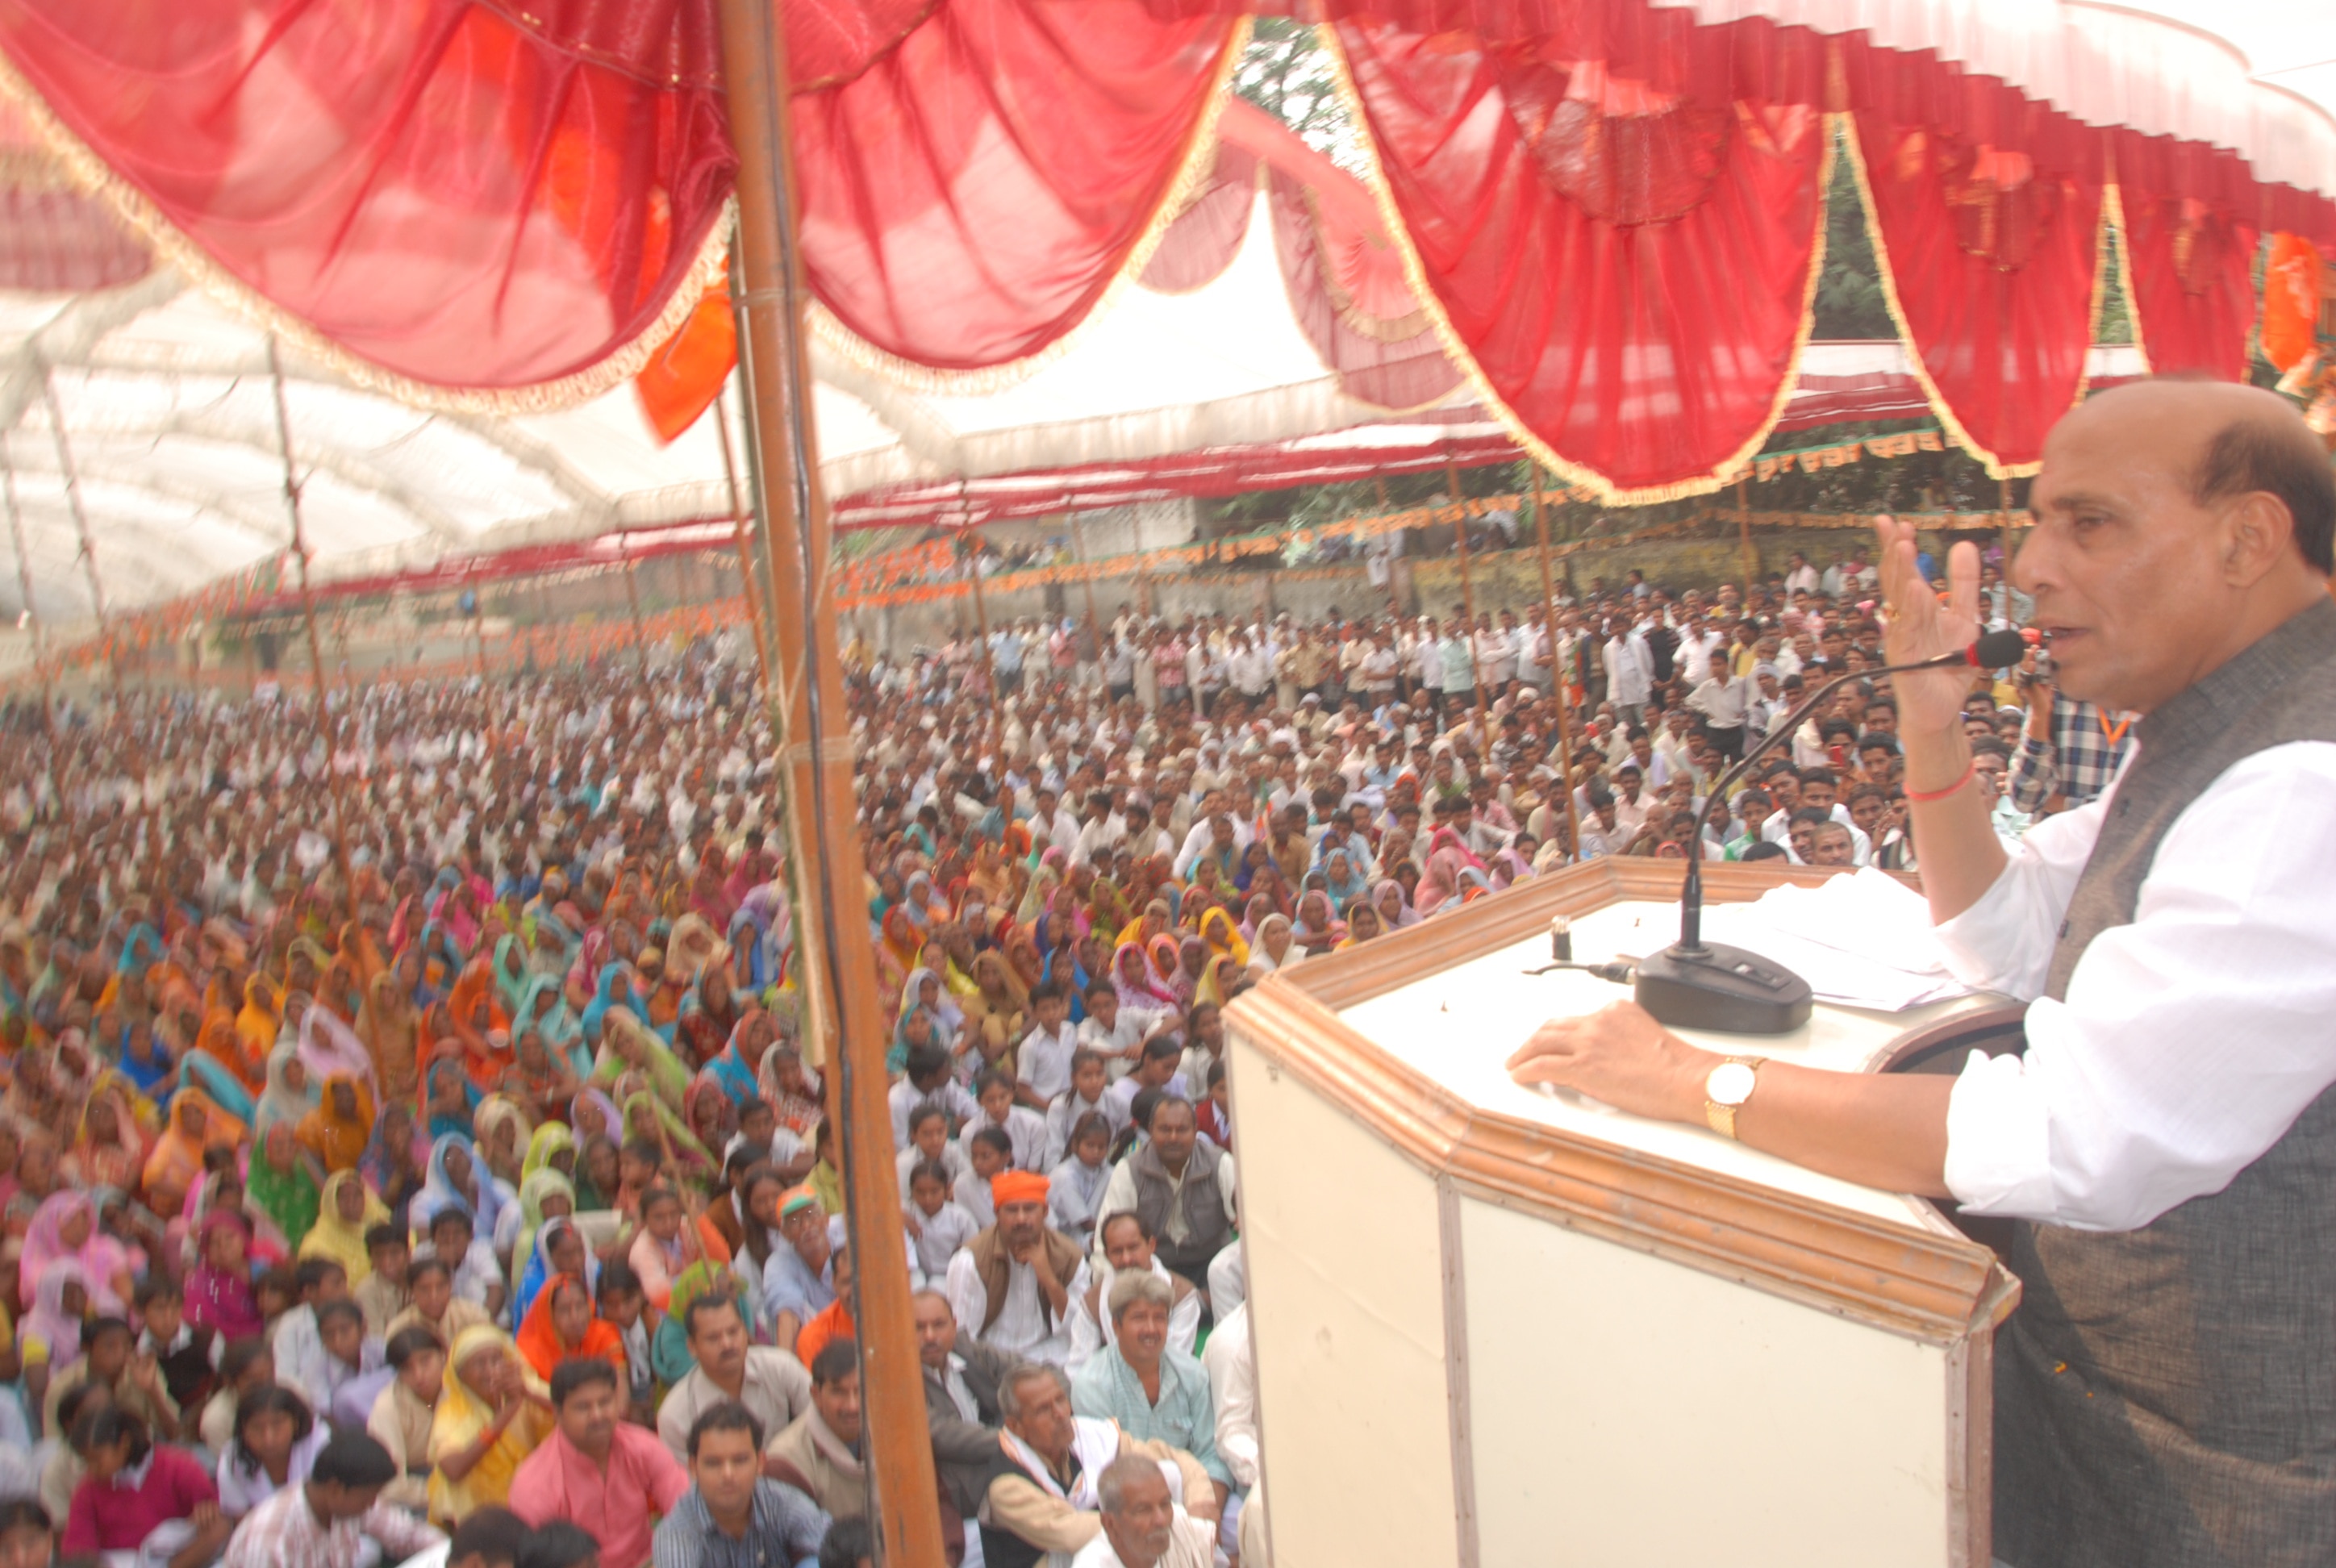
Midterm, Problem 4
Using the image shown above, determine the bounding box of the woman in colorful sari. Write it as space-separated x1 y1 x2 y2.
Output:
513 975 585 1078
296 1074 374 1175
1317 847 1373 912
590 1010 694 1117
1245 912 1299 977
358 951 425 1103
64 1071 148 1192
300 1168 390 1283
514 1270 626 1385
423 1046 481 1143
674 965 745 1071
421 1134 506 1238
1195 953 1245 1010
490 936 532 1020
1291 889 1346 955
361 1099 429 1219
24 1190 134 1315
622 1091 716 1186
874 908 921 1027
1374 878 1422 932
254 1041 319 1141
1196 907 1252 973
249 1121 323 1252
576 964 640 1053
1111 941 1180 1014
235 976 284 1083
473 1095 534 1195
962 950 1027 1069
510 1202 591 1326
703 1015 770 1110
427 1324 553 1525
507 1170 579 1314
142 1087 246 1217
569 1086 624 1151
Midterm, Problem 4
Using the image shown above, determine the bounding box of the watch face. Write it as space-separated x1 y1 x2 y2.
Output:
1708 1061 1757 1107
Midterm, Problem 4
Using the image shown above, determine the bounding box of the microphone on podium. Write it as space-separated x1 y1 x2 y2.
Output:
1625 628 2029 1034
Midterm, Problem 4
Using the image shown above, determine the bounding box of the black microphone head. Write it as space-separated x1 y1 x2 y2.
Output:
1969 628 2028 669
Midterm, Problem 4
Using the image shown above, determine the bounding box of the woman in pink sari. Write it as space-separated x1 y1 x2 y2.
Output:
23 1191 134 1316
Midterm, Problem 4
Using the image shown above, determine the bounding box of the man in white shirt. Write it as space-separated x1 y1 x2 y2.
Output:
1603 617 1654 724
1507 382 2336 1568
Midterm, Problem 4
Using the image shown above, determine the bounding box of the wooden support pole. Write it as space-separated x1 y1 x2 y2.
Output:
713 389 774 689
1736 478 1758 593
620 532 650 682
265 337 361 924
1529 466 1583 864
38 365 118 703
1445 450 1487 726
1 452 56 747
1068 511 1101 633
715 0 945 1557
964 525 999 711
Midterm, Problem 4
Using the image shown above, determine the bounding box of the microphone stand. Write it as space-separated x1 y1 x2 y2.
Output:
1631 629 2026 1033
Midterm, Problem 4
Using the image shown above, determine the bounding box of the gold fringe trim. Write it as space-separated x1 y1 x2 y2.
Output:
1316 23 1833 507
1835 110 2059 481
0 41 734 415
807 15 1253 396
2098 182 2147 378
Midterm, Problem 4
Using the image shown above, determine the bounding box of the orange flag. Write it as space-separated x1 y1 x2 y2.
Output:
634 263 738 444
2263 233 2323 373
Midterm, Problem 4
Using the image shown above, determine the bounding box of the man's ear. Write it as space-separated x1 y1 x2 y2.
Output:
2221 490 2298 588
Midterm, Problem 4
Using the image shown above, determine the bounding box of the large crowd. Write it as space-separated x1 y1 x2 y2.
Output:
0 538 2117 1568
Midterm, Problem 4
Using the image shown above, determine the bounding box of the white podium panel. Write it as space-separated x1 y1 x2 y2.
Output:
1226 860 2020 1568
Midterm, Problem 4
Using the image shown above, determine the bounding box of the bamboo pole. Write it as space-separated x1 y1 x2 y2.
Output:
1529 466 1583 864
714 0 945 1555
964 524 1000 711
1444 449 1487 726
1067 510 1101 633
1 450 55 747
620 532 650 682
712 389 773 689
37 365 119 703
265 337 361 924
1736 478 1758 593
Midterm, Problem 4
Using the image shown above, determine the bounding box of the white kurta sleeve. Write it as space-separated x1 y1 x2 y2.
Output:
1942 743 2336 1231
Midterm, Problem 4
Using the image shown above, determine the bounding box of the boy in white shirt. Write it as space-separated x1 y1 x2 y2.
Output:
903 1159 981 1289
1044 1049 1129 1169
1015 982 1080 1109
958 1070 1049 1173
1076 980 1165 1081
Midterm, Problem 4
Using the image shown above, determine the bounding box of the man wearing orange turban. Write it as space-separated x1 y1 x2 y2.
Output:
942 1166 1091 1367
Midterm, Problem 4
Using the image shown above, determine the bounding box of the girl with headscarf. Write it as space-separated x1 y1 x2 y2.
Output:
1196 953 1245 1010
473 1097 533 1191
1317 847 1372 911
569 1087 624 1151
23 1191 133 1316
1196 907 1251 972
427 1324 553 1524
185 1211 265 1340
423 1047 482 1143
22 1257 87 1373
675 965 744 1070
235 976 284 1086
589 1011 693 1115
249 1122 323 1251
1336 899 1387 949
491 936 532 1019
300 1169 390 1283
577 964 640 1051
963 950 1027 1066
703 1016 768 1109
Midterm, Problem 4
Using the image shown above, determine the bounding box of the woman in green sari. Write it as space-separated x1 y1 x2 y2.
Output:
247 1120 322 1251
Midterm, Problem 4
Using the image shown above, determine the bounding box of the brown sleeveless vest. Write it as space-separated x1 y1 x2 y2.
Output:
1994 598 2336 1568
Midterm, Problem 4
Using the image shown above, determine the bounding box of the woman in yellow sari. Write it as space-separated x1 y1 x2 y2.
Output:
299 1168 390 1283
235 976 283 1078
1197 907 1251 972
427 1324 553 1525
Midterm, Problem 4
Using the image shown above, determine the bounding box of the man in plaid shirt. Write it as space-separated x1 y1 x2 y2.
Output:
220 1428 443 1568
2006 673 2135 813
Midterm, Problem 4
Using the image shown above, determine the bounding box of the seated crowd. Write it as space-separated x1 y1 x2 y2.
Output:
0 547 2070 1568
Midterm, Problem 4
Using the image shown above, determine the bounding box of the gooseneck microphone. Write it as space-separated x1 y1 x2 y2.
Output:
1627 627 2029 1034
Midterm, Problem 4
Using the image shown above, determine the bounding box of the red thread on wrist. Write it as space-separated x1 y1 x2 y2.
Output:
1905 762 1975 803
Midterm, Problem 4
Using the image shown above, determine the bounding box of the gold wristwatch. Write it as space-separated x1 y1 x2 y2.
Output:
1703 1057 1764 1140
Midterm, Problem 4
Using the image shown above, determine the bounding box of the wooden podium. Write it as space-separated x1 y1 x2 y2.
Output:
1224 860 2022 1568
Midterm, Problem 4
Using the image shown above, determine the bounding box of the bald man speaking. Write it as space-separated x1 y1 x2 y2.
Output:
1510 379 2336 1568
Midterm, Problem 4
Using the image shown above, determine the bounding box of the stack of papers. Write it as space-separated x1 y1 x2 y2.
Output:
1694 869 1975 1012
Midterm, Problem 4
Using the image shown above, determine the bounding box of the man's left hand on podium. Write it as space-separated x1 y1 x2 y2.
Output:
1507 1000 1717 1125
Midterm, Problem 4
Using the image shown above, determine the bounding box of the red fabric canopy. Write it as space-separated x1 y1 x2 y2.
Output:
2111 130 2259 384
1843 40 2104 477
1329 2 1831 501
0 0 1236 404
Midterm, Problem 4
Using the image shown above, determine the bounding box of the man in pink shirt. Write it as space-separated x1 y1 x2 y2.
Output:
510 1359 690 1568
